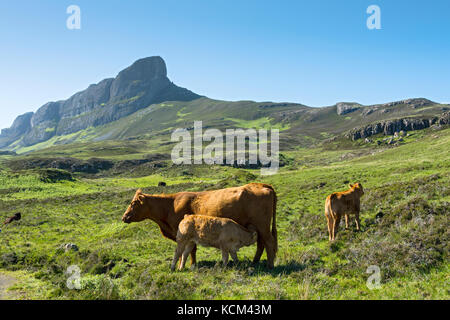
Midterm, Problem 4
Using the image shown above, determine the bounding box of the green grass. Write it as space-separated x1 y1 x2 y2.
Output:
224 117 290 131
0 127 448 300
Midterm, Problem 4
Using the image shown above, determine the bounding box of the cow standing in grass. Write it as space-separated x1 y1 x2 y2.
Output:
325 183 365 241
171 215 257 271
122 183 277 268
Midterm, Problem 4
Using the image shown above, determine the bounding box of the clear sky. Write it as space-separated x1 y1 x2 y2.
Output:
1 0 449 129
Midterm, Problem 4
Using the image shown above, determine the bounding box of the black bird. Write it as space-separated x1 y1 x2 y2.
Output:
3 212 21 225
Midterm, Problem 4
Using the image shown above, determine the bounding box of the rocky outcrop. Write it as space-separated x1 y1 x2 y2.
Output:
0 112 33 138
346 111 450 140
337 98 435 117
0 56 201 148
336 103 361 115
0 112 33 147
22 101 62 146
370 98 434 109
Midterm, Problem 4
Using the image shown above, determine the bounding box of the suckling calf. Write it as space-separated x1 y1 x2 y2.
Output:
171 215 256 271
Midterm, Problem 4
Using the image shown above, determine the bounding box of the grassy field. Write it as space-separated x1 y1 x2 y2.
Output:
0 127 448 300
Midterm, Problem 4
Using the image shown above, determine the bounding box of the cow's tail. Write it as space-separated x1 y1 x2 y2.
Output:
325 194 337 218
272 190 278 253
262 184 278 253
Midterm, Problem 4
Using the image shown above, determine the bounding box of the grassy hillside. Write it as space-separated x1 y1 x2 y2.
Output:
6 97 448 155
0 125 448 299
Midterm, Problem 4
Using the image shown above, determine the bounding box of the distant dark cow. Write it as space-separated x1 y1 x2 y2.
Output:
122 183 277 268
324 183 364 241
3 212 21 225
158 181 167 187
172 215 257 271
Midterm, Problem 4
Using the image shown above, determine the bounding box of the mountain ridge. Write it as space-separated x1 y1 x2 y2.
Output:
1 56 448 152
0 56 200 148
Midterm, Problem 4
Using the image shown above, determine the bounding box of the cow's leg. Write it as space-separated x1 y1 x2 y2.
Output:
189 244 197 269
222 249 229 266
355 213 361 231
332 215 341 240
344 214 349 229
252 234 264 264
261 232 276 269
230 250 239 263
326 217 333 241
171 243 184 271
179 242 195 271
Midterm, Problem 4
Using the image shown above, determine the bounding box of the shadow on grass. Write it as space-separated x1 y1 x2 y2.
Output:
193 259 307 276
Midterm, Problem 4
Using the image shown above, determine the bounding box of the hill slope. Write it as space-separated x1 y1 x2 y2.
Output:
1 56 449 155
0 125 448 299
6 97 449 155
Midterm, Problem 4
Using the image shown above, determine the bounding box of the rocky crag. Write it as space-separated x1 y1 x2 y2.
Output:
0 57 200 148
346 111 450 140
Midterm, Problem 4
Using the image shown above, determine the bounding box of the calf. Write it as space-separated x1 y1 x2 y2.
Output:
325 183 364 241
171 215 256 271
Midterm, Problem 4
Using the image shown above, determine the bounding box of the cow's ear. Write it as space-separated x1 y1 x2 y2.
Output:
136 189 143 195
349 184 354 188
137 194 145 205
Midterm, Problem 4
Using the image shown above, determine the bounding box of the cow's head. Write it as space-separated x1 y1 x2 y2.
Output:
122 189 149 223
349 182 364 196
243 225 258 246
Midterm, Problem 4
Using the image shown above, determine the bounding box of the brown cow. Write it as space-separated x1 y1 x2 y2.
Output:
122 183 277 268
171 215 257 271
324 183 364 241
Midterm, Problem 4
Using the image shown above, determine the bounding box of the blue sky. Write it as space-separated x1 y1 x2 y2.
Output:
0 0 449 129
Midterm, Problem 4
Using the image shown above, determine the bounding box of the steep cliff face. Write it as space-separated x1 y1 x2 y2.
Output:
346 111 450 140
0 56 200 148
0 112 33 138
0 112 34 147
